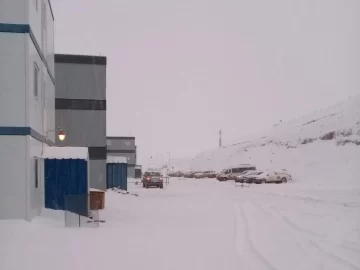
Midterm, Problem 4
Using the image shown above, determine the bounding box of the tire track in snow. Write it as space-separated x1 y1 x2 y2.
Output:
254 200 360 270
252 201 325 238
341 242 360 255
309 240 360 270
235 202 278 270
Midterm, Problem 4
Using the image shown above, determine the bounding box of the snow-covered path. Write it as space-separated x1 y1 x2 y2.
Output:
1 179 359 270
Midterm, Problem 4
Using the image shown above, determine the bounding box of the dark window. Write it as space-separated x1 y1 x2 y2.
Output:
88 147 107 160
55 98 106 110
34 158 39 188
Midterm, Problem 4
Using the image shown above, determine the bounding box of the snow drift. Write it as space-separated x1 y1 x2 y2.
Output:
173 96 360 188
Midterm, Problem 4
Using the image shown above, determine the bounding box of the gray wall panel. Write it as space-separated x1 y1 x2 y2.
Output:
127 167 135 178
55 110 106 147
55 63 106 100
89 159 106 191
107 138 135 151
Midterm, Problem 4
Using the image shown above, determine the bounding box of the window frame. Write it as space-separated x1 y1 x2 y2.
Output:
33 62 39 99
34 158 39 188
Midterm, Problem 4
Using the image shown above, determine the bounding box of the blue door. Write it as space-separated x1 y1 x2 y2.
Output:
45 159 88 216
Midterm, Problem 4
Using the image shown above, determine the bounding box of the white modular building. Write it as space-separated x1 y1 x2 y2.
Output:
0 0 55 220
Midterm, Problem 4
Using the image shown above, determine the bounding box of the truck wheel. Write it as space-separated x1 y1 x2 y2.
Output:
262 179 266 184
160 184 163 189
281 178 287 183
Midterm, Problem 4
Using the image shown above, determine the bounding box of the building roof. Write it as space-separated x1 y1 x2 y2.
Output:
107 156 128 164
42 147 88 160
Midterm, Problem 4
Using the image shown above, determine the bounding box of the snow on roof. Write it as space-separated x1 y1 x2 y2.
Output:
107 156 127 163
42 147 88 160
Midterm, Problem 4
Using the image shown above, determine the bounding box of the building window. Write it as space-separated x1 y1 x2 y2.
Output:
34 158 39 188
107 140 112 146
34 63 39 98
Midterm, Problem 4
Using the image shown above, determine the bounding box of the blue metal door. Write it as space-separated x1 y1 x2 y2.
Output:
120 163 128 191
45 159 88 215
107 163 114 189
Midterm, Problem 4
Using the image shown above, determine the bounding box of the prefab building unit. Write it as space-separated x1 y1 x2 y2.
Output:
55 54 107 191
107 136 136 178
43 147 89 216
0 1 55 220
107 156 128 190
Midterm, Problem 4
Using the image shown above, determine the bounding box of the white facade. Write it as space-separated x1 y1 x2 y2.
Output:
0 0 55 220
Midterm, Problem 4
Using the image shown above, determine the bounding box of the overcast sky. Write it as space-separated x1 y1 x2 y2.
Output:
52 0 359 167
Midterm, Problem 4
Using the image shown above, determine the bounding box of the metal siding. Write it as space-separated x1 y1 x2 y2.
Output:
55 110 106 147
89 159 106 191
107 163 128 190
44 70 55 142
113 164 120 188
45 2 55 76
28 0 42 48
0 136 27 219
0 34 27 126
106 163 113 189
44 158 88 214
107 138 135 151
121 163 128 190
28 137 44 219
55 62 106 100
27 34 45 136
127 166 135 178
0 1 27 24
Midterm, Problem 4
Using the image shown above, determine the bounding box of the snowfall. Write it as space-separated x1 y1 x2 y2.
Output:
1 96 360 270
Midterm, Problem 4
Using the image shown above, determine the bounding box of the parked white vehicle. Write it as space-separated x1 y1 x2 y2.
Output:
252 170 292 184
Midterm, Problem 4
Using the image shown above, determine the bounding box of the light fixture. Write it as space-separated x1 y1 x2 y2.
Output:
58 128 66 141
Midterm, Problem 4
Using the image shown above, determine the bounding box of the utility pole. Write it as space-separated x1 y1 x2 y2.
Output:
219 129 222 148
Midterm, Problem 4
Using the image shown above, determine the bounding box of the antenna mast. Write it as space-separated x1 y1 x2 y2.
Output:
219 129 222 148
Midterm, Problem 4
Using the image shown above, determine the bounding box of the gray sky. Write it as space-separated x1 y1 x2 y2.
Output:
52 0 359 167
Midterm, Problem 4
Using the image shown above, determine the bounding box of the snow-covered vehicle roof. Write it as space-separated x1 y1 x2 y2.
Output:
224 164 256 170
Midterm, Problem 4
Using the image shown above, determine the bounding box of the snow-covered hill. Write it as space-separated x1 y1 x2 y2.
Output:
173 96 360 188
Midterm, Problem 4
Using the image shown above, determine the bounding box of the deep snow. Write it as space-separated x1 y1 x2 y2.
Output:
1 179 360 270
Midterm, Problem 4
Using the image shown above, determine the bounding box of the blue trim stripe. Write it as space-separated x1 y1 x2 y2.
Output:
0 23 55 85
0 24 30 33
0 126 31 135
0 126 55 146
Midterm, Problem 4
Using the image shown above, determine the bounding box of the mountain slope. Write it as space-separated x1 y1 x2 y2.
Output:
174 96 360 187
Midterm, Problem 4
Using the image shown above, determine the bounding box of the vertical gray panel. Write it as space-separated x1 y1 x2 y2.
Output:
55 62 106 100
107 138 135 151
127 167 135 178
55 110 106 147
89 159 106 191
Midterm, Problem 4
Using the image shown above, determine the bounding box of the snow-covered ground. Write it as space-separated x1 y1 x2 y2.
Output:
170 96 360 188
1 179 360 270
1 97 359 270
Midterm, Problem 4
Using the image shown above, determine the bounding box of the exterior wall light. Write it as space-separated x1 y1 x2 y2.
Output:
58 128 66 141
